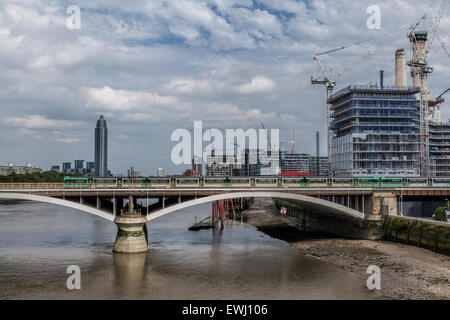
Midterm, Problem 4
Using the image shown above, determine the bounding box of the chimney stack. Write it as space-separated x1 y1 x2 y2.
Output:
395 49 407 89
380 70 384 89
409 31 428 92
316 131 320 175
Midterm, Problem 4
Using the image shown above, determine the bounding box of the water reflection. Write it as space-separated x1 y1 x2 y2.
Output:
113 252 148 293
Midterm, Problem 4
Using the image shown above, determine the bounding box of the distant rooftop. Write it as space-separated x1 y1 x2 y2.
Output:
96 115 107 128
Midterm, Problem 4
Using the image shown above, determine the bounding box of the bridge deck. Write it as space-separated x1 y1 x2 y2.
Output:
0 187 449 197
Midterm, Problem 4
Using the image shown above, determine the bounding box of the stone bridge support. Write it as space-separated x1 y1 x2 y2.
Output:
371 192 397 216
113 213 148 253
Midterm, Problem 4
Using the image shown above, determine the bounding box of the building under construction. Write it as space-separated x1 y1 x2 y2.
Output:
329 81 421 177
328 29 449 177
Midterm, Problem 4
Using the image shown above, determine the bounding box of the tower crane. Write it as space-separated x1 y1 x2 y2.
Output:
429 88 449 120
427 0 447 53
311 47 347 161
430 88 450 106
407 0 447 176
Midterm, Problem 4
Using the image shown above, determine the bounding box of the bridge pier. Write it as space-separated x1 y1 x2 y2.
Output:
372 192 397 215
113 211 148 253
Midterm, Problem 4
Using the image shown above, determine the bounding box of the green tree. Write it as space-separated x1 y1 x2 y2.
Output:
0 171 80 183
391 217 409 232
434 206 447 221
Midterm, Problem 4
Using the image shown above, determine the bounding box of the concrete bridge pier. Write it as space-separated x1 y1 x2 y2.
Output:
113 212 148 253
372 192 397 215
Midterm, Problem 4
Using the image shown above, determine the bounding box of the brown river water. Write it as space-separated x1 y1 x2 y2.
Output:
0 199 377 299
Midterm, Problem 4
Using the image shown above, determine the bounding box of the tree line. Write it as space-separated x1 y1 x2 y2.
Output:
0 171 81 183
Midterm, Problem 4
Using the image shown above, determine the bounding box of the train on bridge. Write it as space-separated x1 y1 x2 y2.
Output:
62 176 450 189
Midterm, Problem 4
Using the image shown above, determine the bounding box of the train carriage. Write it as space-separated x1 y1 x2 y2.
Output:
122 177 148 188
204 177 227 187
63 177 89 189
150 178 171 188
282 177 311 188
175 178 200 188
431 178 450 187
308 178 328 187
356 177 380 188
230 178 251 187
408 178 428 187
254 178 278 187
381 177 407 188
331 178 356 188
94 177 118 188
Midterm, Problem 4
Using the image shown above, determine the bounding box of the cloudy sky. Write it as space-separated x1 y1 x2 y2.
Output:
1 0 449 175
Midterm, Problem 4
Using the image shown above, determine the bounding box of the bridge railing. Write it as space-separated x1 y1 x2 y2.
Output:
0 183 64 189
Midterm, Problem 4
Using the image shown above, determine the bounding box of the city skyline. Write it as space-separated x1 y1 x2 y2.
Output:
0 1 449 175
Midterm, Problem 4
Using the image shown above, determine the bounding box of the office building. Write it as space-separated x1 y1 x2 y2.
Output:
280 151 311 174
62 162 72 174
74 160 85 175
95 115 108 177
310 156 329 176
206 154 233 176
86 162 95 176
329 85 420 177
429 121 450 176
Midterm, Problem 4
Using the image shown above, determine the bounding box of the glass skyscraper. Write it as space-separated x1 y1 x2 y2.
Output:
95 115 108 177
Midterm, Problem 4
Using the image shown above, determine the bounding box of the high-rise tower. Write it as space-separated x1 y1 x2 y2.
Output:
95 115 108 177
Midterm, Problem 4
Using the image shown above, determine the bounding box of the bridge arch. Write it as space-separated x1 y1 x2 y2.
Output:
0 193 115 222
0 192 366 223
147 192 365 222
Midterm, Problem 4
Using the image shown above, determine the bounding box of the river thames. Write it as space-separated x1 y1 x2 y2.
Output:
0 199 376 299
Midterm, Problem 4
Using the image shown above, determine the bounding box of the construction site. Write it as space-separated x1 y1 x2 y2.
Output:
312 0 450 177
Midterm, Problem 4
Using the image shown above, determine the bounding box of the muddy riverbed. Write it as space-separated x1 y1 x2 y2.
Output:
242 199 450 300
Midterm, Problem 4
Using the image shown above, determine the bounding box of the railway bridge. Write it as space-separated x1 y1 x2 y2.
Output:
1 183 449 252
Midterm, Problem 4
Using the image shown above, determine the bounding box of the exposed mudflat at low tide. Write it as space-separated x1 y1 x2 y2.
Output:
243 198 450 300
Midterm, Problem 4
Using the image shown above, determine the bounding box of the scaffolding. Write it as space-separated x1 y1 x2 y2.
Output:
329 86 421 177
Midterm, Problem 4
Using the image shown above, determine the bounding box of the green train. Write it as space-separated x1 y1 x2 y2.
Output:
63 176 445 189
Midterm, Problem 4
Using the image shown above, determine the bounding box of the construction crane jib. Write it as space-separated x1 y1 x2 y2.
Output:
311 47 343 161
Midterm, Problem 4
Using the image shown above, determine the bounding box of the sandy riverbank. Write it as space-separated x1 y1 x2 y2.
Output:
241 199 450 300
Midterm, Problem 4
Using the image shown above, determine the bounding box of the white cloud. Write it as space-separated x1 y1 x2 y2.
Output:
84 86 180 112
164 78 214 94
30 36 105 68
4 115 84 129
56 137 80 144
235 76 277 94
